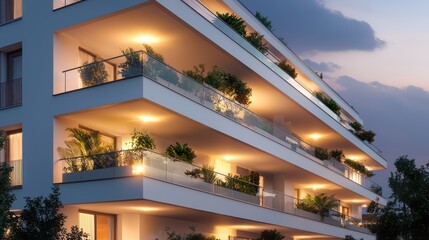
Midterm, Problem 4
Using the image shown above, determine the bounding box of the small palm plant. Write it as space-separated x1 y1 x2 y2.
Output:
165 142 196 164
296 193 339 219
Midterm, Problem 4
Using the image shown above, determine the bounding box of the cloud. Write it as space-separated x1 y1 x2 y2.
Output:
334 76 429 196
303 59 341 72
242 0 385 53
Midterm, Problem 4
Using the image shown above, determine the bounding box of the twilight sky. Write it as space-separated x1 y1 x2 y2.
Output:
242 0 429 197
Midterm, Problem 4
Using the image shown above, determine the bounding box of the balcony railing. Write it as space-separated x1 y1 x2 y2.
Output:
53 0 83 10
0 78 22 109
9 159 22 186
59 148 371 234
181 0 384 159
0 0 22 25
60 50 382 196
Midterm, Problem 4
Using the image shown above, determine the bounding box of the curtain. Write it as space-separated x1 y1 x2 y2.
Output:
79 213 95 240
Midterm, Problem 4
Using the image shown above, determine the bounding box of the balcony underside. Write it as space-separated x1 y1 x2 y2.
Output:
59 177 374 239
53 79 383 205
54 0 385 170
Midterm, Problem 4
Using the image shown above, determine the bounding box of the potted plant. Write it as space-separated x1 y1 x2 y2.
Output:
78 59 108 87
257 229 285 240
165 142 196 164
277 60 298 79
296 193 339 219
118 47 143 79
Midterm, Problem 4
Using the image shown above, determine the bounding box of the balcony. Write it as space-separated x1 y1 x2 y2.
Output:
58 148 372 234
53 0 83 10
57 50 381 196
0 0 22 25
0 78 22 109
181 0 384 159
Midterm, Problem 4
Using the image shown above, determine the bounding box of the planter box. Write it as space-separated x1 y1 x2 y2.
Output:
114 165 133 178
81 168 115 181
63 172 82 183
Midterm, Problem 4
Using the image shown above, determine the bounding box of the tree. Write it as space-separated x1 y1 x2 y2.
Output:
257 229 285 240
11 186 67 240
0 162 16 239
368 156 429 239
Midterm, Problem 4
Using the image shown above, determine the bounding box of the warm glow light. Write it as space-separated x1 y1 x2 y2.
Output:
293 235 327 239
223 155 234 161
344 199 368 204
132 164 144 175
347 155 363 161
139 115 160 123
308 133 324 140
229 225 257 230
133 35 159 44
304 184 329 190
135 207 160 212
362 204 368 208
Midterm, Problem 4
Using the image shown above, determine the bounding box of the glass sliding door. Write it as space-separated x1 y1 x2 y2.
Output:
0 130 23 186
79 212 115 240
3 49 22 107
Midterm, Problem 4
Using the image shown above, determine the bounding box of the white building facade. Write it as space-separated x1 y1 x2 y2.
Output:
0 0 386 239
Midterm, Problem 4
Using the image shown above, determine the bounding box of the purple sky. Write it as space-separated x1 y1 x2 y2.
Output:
242 0 429 197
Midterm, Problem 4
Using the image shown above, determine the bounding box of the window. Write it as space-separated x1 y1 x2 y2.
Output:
1 48 22 108
341 206 350 217
0 0 22 24
0 129 22 186
79 212 115 240
294 188 300 206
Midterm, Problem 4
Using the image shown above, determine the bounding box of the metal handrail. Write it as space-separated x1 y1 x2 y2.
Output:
181 0 384 159
59 148 371 234
60 50 382 195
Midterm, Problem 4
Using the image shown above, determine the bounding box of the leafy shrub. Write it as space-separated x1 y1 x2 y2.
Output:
165 142 196 164
245 31 268 54
296 193 339 218
276 60 298 79
315 147 329 160
343 159 374 177
216 12 247 37
315 92 341 115
165 226 218 240
78 59 108 87
0 130 5 150
184 65 252 106
118 47 143 78
257 229 284 240
129 129 156 150
330 149 345 162
358 130 376 143
65 226 90 240
350 121 363 132
255 11 272 30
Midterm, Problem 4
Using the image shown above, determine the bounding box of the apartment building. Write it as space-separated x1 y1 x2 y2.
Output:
0 0 386 239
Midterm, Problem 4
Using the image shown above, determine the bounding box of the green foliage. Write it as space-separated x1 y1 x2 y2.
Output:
216 172 260 196
350 121 363 132
165 142 196 164
0 130 5 150
78 59 109 87
296 193 339 219
12 186 66 240
368 156 429 239
165 226 218 240
57 128 115 172
216 12 247 37
357 130 376 143
276 60 298 79
343 159 374 177
314 147 329 160
245 32 267 54
315 92 341 116
344 236 356 240
0 162 16 239
350 121 376 143
257 229 285 240
329 149 345 162
118 47 143 78
141 44 179 85
217 12 268 55
185 165 218 184
255 11 272 30
183 65 252 106
130 129 156 150
65 226 90 240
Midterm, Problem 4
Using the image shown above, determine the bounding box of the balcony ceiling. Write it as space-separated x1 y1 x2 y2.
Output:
70 200 336 239
56 1 383 170
57 99 373 204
